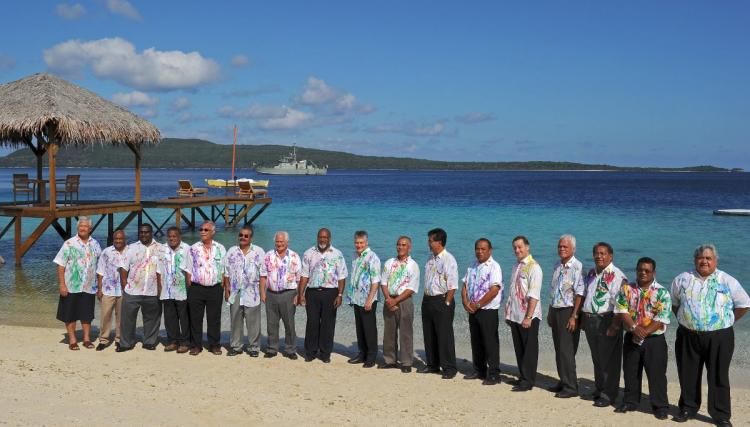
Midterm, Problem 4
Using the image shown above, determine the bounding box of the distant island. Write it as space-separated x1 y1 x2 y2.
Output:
0 138 738 172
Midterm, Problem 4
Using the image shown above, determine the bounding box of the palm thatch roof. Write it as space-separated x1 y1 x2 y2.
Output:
0 73 161 148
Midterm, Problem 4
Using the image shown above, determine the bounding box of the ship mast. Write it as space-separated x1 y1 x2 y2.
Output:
231 125 237 180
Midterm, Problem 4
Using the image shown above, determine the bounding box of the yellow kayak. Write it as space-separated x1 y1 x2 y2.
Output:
205 178 270 188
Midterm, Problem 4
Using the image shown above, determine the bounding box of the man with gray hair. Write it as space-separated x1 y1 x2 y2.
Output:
671 244 749 425
344 230 381 367
260 231 301 359
547 234 585 398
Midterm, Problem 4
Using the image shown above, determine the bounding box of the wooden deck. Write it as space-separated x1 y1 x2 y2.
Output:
0 195 272 265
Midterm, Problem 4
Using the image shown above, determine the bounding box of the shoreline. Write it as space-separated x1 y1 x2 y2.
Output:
2 323 748 425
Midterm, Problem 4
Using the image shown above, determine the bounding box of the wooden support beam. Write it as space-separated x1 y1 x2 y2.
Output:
125 143 142 204
65 217 72 237
51 219 69 240
14 216 22 265
191 208 195 229
194 207 209 222
90 214 106 234
175 208 181 229
107 213 114 246
48 143 58 211
16 217 55 265
230 203 255 227
246 202 270 225
224 204 229 226
154 209 177 236
116 211 140 231
0 217 16 239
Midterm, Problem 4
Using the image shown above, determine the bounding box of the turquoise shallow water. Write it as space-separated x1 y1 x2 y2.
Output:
1 168 749 377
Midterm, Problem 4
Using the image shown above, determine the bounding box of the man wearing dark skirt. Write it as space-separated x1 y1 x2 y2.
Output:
613 257 671 419
117 224 163 352
505 236 543 392
181 221 227 356
344 230 381 367
462 238 503 385
671 244 749 426
54 216 102 350
298 228 348 363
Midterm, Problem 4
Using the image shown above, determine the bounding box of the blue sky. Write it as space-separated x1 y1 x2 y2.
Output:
1 0 748 168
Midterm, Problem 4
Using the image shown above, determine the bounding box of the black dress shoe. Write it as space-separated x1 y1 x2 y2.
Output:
614 403 637 413
319 356 331 364
417 366 441 374
284 352 298 360
115 345 133 353
554 390 579 399
581 392 600 401
506 379 521 386
142 344 157 350
548 383 564 393
441 371 457 380
264 351 277 358
304 355 316 362
248 350 259 357
673 410 694 423
115 342 121 350
378 363 399 369
348 356 365 364
363 361 376 368
654 411 669 420
593 397 611 407
227 349 242 357
714 420 732 427
512 384 532 392
463 372 485 380
95 343 107 351
482 376 499 386
401 366 412 373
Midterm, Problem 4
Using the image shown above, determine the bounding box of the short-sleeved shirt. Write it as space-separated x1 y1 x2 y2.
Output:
463 256 503 310
345 247 381 307
424 249 459 296
615 280 671 335
181 241 227 286
120 240 163 297
96 246 126 297
301 245 348 289
159 242 190 301
549 256 585 308
53 235 102 294
224 244 265 307
260 249 301 292
671 269 750 331
382 256 420 297
582 263 628 314
505 255 543 323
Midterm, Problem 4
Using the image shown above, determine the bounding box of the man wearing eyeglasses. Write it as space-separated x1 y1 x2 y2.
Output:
181 221 227 356
223 225 265 357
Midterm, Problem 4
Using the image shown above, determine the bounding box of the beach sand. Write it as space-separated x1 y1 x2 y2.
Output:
1 324 748 426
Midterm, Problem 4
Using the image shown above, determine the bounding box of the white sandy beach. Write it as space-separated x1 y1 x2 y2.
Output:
1 324 748 426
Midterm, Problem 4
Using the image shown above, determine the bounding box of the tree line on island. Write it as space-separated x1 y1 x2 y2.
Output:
0 138 738 172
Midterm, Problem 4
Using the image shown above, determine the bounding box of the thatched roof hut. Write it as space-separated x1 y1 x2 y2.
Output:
0 73 161 206
0 73 160 147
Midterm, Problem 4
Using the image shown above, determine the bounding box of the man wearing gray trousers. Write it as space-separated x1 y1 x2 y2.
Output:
223 225 265 357
259 231 302 359
547 234 585 398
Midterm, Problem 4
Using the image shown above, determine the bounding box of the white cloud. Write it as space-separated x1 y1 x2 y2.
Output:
177 112 208 124
219 104 312 130
0 54 15 70
295 76 374 115
56 3 86 20
455 112 495 124
43 37 221 91
218 104 287 119
367 121 446 137
106 0 142 21
230 54 250 68
112 91 159 107
171 96 190 111
258 108 312 130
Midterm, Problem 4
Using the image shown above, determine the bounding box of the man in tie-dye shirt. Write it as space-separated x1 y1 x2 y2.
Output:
344 230 381 367
299 228 348 363
420 228 459 379
505 236 543 391
614 257 671 419
380 236 420 373
95 229 127 351
117 224 163 352
160 227 191 353
54 216 101 350
223 225 265 357
461 238 503 385
671 244 749 425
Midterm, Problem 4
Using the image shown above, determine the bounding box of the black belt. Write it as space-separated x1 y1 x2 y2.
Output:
267 289 295 294
191 282 221 287
423 293 447 299
306 287 338 291
583 312 613 318
679 325 732 336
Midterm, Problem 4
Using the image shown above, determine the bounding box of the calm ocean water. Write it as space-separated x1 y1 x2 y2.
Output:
1 168 749 374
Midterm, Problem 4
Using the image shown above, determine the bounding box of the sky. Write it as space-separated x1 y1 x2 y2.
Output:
0 0 748 168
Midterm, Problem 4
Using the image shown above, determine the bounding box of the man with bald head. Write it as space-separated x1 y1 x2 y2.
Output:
260 231 302 359
299 228 348 363
181 221 227 356
671 244 750 425
95 229 127 351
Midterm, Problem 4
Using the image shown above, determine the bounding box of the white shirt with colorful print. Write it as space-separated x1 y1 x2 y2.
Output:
582 263 628 315
301 245 348 289
615 280 671 335
549 256 585 308
96 245 125 297
463 256 503 310
181 241 227 286
53 235 102 294
260 249 302 292
382 256 420 297
671 269 750 332
505 255 543 323
424 249 459 296
224 244 265 307
120 240 163 297
345 248 381 307
159 242 190 301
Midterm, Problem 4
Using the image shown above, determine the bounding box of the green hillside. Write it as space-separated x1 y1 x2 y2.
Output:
0 138 731 172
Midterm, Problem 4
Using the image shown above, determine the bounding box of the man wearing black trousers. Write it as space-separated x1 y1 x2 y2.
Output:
462 238 503 385
504 236 543 392
613 257 671 419
298 228 348 363
419 228 458 379
181 221 227 356
344 231 381 368
671 244 749 426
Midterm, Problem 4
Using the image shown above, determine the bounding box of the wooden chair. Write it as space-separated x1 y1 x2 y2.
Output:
12 173 36 205
177 180 208 197
236 180 269 199
57 175 80 205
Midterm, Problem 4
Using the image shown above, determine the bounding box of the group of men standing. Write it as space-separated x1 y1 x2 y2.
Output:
54 219 748 426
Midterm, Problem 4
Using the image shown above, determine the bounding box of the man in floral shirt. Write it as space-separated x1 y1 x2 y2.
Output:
344 230 381 368
160 227 191 353
95 229 127 351
613 257 671 419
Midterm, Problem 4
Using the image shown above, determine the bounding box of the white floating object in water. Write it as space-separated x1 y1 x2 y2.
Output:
713 209 750 216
